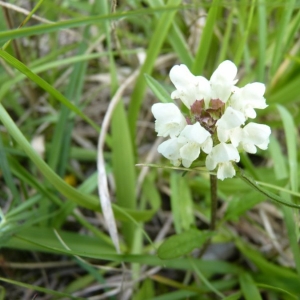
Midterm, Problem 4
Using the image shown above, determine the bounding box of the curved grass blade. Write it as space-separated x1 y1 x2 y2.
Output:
0 49 99 132
237 169 300 209
0 277 85 299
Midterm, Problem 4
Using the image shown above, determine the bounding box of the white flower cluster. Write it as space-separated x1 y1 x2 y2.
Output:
151 60 271 180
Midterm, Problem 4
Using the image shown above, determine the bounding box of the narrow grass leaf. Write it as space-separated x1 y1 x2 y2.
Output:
0 277 85 300
148 0 194 67
157 229 212 259
234 0 255 67
277 105 298 192
48 41 88 174
223 292 242 300
237 170 300 209
0 6 187 43
257 0 267 81
128 0 182 137
192 0 219 74
190 258 225 298
270 0 296 75
0 104 156 222
0 49 99 132
256 283 297 299
239 273 262 300
144 74 172 103
0 135 20 205
170 172 195 233
268 136 288 180
217 9 234 64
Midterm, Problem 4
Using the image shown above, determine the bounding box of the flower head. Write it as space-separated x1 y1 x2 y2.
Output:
151 60 271 180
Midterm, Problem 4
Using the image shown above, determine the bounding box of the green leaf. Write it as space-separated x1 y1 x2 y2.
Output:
277 105 298 191
192 0 219 74
0 277 85 300
144 73 172 103
0 49 99 132
239 273 262 300
157 229 212 259
223 292 242 300
128 0 182 138
170 172 195 233
237 169 300 209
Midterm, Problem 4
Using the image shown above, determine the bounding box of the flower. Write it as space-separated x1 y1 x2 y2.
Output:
151 60 271 180
178 123 212 167
216 107 246 143
157 138 184 167
230 83 267 119
230 122 271 153
151 103 186 138
205 143 240 180
170 64 211 108
210 60 238 103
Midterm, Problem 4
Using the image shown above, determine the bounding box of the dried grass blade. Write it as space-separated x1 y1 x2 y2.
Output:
97 69 139 253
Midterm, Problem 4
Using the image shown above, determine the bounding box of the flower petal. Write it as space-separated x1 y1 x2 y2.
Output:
230 82 267 119
216 107 245 129
240 122 271 152
205 142 240 171
152 103 187 138
170 65 211 108
210 60 237 103
180 142 200 162
179 122 211 144
201 136 213 154
217 162 236 180
157 138 182 161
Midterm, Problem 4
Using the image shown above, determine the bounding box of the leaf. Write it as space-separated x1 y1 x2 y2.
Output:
157 229 212 259
144 73 172 103
236 169 300 209
239 273 262 300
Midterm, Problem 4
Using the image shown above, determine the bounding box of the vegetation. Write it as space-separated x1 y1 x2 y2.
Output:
0 0 300 299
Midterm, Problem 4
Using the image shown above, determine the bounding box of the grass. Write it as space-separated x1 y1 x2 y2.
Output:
0 0 300 299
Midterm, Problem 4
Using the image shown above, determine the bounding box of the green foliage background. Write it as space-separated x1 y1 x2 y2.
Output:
0 0 300 299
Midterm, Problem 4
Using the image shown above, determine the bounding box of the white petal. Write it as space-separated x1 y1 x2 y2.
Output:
216 107 245 129
170 64 197 88
210 60 237 83
229 82 268 119
157 138 182 160
246 82 265 96
169 65 199 108
210 60 238 102
217 162 236 180
206 143 240 171
243 123 271 147
180 142 200 162
152 103 187 138
201 136 213 154
230 127 243 147
182 159 193 168
217 127 230 143
205 154 217 171
195 76 211 106
180 122 211 144
242 143 257 153
244 107 257 119
242 83 267 109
